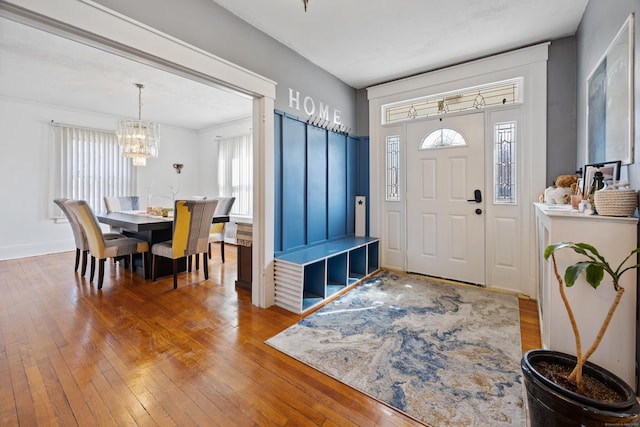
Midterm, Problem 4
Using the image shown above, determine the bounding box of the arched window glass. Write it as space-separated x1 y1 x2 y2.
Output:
420 128 466 149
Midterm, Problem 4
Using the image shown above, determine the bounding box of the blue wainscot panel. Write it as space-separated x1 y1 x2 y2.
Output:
346 136 357 235
281 116 307 251
328 132 347 239
306 126 328 245
274 113 283 252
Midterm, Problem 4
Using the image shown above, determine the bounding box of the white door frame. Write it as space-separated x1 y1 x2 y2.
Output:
367 43 548 298
1 0 277 307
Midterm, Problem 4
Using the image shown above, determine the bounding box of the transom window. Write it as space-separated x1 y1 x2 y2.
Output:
420 128 467 149
382 78 522 124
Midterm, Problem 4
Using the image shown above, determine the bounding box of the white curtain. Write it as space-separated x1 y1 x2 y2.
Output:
50 124 136 216
217 134 252 216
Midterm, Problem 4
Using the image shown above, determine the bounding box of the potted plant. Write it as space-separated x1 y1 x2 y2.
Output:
521 242 640 426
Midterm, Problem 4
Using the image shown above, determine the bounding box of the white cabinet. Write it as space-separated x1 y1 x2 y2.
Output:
534 203 637 388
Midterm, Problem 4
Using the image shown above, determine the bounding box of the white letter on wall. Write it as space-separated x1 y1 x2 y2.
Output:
303 96 316 116
333 109 342 125
289 88 300 110
318 103 329 121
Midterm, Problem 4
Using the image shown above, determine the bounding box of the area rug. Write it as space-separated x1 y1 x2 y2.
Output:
266 270 525 426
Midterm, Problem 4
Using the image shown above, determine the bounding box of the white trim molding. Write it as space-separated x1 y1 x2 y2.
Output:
367 43 549 298
0 0 276 308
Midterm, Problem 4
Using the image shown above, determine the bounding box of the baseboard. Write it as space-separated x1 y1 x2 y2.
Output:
0 240 74 261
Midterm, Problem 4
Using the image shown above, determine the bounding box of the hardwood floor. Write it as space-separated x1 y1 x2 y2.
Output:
0 246 541 426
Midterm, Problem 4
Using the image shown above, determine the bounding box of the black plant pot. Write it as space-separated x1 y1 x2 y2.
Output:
521 349 640 426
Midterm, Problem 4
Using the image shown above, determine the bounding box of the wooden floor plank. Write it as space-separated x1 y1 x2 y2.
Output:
0 247 541 426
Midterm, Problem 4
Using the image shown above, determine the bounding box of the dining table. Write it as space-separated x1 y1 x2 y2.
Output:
97 211 230 279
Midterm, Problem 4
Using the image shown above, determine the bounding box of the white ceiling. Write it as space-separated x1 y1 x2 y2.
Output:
0 1 589 130
211 0 589 89
0 17 253 132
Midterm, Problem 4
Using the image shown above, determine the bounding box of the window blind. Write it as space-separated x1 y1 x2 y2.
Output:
50 124 136 217
217 134 252 216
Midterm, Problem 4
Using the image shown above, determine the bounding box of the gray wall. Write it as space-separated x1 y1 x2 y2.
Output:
547 36 578 186
577 0 640 186
577 0 640 395
355 88 369 137
93 0 359 133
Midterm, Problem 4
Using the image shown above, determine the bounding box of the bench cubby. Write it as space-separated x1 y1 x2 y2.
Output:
274 236 380 314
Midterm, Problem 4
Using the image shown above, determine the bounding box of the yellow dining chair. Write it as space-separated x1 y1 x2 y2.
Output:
65 200 149 289
151 199 218 289
54 198 126 276
208 197 235 263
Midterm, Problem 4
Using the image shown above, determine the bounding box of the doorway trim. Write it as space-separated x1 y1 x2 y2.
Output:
367 43 548 298
1 0 277 307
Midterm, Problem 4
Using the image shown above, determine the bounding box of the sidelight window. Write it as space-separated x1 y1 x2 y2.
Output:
386 135 400 201
494 121 516 204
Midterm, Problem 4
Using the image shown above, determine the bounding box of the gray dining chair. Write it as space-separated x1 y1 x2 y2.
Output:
54 198 126 276
65 200 149 289
103 196 140 213
151 199 218 289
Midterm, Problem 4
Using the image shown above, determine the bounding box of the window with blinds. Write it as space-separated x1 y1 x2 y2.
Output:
50 124 136 217
217 134 253 216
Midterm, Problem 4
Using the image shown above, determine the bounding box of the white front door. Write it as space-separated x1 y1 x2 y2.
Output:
406 113 485 284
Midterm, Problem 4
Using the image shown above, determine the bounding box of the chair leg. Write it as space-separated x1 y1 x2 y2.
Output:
221 241 225 263
129 254 134 272
152 254 157 281
81 251 89 276
188 255 192 272
74 248 81 272
195 253 200 270
208 242 212 259
90 256 96 282
173 259 178 289
141 252 146 279
97 258 105 289
203 252 209 280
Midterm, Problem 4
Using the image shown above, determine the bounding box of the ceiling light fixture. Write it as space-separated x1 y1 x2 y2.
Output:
303 0 308 12
117 83 159 167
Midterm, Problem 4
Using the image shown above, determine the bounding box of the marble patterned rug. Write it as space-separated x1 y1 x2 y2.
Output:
266 270 525 426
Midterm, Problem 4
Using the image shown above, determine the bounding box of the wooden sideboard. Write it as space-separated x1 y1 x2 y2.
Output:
534 203 638 389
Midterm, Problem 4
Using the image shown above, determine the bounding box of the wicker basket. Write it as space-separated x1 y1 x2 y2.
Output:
594 189 638 217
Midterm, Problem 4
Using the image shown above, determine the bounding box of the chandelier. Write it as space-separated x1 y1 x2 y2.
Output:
117 83 159 166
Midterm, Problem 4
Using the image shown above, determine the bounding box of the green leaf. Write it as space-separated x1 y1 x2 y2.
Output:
544 242 573 260
584 264 605 289
564 262 591 287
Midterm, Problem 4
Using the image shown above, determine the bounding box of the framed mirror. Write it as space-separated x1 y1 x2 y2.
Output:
587 13 634 165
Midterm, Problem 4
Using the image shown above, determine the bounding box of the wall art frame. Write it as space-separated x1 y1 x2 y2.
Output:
582 160 622 197
586 13 635 165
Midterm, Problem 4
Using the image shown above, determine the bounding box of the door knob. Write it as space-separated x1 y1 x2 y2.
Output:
467 189 482 203
475 208 482 215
